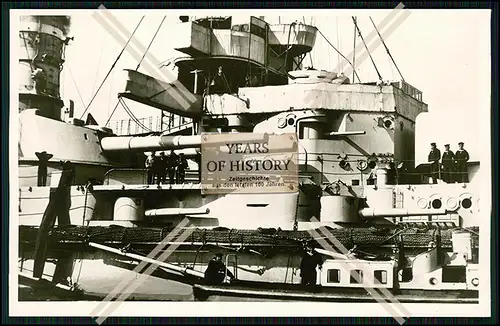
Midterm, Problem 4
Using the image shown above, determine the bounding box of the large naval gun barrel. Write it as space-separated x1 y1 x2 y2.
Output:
359 208 447 218
321 195 449 224
100 133 274 152
101 134 201 152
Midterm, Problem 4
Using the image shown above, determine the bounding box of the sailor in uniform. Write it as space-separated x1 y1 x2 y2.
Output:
427 142 441 184
441 144 455 183
31 68 47 94
204 253 235 285
35 151 53 186
177 153 188 184
455 142 470 183
145 152 155 184
208 66 228 95
156 152 167 185
300 243 323 287
166 150 178 184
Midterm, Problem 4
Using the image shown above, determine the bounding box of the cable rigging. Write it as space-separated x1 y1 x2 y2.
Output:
136 16 166 71
316 28 361 82
67 65 88 109
336 16 342 72
119 97 153 132
352 16 358 82
352 17 383 82
79 15 145 120
107 69 115 117
369 16 405 82
303 16 314 69
105 100 120 127
91 31 106 99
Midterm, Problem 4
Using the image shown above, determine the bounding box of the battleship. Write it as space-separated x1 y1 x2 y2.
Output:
16 14 482 303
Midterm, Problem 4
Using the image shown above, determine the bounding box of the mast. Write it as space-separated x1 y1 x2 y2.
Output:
19 16 73 121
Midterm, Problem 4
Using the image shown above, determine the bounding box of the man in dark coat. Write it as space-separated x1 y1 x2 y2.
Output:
145 152 155 184
31 68 47 94
208 66 228 95
156 152 167 185
300 245 323 287
166 150 178 184
455 142 470 183
427 142 441 184
204 253 235 285
176 153 188 184
441 144 455 183
35 151 53 186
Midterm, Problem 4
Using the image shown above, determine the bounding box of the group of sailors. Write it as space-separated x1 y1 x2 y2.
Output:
204 243 324 288
145 150 189 185
428 141 470 184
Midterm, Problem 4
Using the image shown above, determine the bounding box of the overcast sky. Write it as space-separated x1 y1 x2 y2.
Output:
55 9 490 118
15 9 491 160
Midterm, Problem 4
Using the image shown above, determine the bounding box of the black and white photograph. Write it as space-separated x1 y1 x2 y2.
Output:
9 6 492 321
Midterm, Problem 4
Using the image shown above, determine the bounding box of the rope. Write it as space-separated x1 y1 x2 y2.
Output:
74 220 90 286
21 31 34 72
316 28 361 82
352 17 383 82
105 100 121 126
284 254 292 282
303 16 314 68
369 16 405 82
352 16 357 82
107 70 116 117
91 32 106 97
278 22 296 72
67 65 88 109
136 16 166 71
119 97 153 132
80 16 145 120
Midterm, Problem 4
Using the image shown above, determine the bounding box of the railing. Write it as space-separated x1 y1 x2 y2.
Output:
298 152 476 185
103 168 200 185
97 153 474 186
100 115 193 136
393 80 423 102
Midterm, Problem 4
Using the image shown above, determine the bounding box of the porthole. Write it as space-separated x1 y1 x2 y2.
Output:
431 198 442 209
461 198 472 209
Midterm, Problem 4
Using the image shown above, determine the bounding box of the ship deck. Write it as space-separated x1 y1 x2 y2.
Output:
193 281 479 303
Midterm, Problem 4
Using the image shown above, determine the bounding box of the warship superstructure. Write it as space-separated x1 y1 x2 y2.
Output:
17 15 481 302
